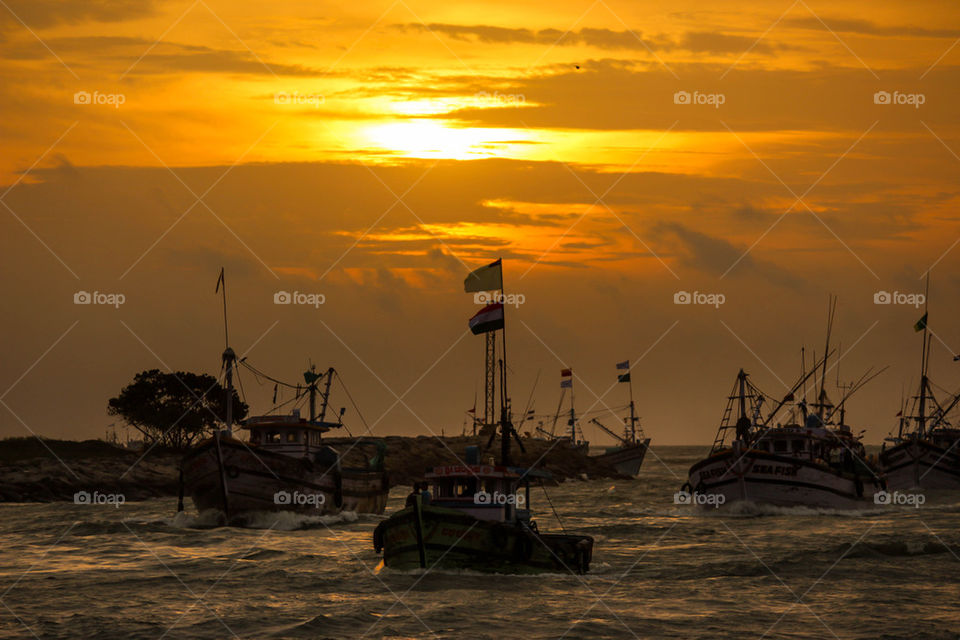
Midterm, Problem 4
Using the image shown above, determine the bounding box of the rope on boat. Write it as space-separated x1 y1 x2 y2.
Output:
540 484 566 533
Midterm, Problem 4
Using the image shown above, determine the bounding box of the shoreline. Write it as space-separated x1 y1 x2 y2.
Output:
0 435 630 503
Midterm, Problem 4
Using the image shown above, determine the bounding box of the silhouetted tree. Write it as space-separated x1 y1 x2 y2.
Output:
107 369 247 450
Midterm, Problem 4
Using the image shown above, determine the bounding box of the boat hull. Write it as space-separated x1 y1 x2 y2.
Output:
373 504 593 574
880 439 960 490
593 438 651 476
181 437 389 519
687 448 884 509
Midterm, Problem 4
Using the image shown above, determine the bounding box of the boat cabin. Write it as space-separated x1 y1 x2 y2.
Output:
424 463 535 523
242 409 335 457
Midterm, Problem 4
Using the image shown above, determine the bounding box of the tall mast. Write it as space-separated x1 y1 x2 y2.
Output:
627 372 636 443
216 268 236 436
569 374 577 442
738 369 747 421
917 274 931 437
817 296 836 419
319 367 334 424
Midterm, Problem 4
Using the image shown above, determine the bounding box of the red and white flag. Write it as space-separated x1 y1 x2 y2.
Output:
468 303 504 335
560 368 572 388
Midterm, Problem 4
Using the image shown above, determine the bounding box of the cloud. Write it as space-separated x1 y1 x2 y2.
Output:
0 0 157 34
784 16 960 39
394 23 789 54
654 220 805 289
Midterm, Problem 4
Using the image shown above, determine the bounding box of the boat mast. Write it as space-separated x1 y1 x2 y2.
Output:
319 367 334 424
917 274 931 438
569 374 577 443
817 296 836 420
626 366 637 443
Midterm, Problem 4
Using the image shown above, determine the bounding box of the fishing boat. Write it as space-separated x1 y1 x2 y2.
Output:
179 271 389 523
373 258 594 573
880 287 960 490
589 360 651 476
684 299 887 509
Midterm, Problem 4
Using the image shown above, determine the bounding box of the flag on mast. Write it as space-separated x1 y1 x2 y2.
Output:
560 369 572 388
615 360 629 370
468 303 504 335
618 373 631 383
464 259 503 293
914 312 928 332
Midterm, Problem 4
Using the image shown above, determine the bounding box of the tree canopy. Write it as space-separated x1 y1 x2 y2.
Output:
107 369 247 450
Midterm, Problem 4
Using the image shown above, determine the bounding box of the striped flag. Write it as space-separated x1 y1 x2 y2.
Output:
468 303 504 334
560 369 572 388
616 360 629 370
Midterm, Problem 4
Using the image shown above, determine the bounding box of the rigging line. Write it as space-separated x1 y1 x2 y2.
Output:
539 483 566 533
235 366 247 404
336 372 372 438
238 360 300 389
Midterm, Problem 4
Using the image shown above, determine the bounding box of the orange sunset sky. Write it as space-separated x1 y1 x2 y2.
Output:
1 0 959 445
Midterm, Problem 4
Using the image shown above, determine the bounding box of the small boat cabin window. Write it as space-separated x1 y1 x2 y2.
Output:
267 431 280 443
773 440 788 453
756 441 769 452
286 431 299 443
792 440 804 453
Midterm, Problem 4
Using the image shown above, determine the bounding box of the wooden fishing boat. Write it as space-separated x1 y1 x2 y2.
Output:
373 258 594 573
179 271 389 523
881 285 960 490
684 300 887 509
